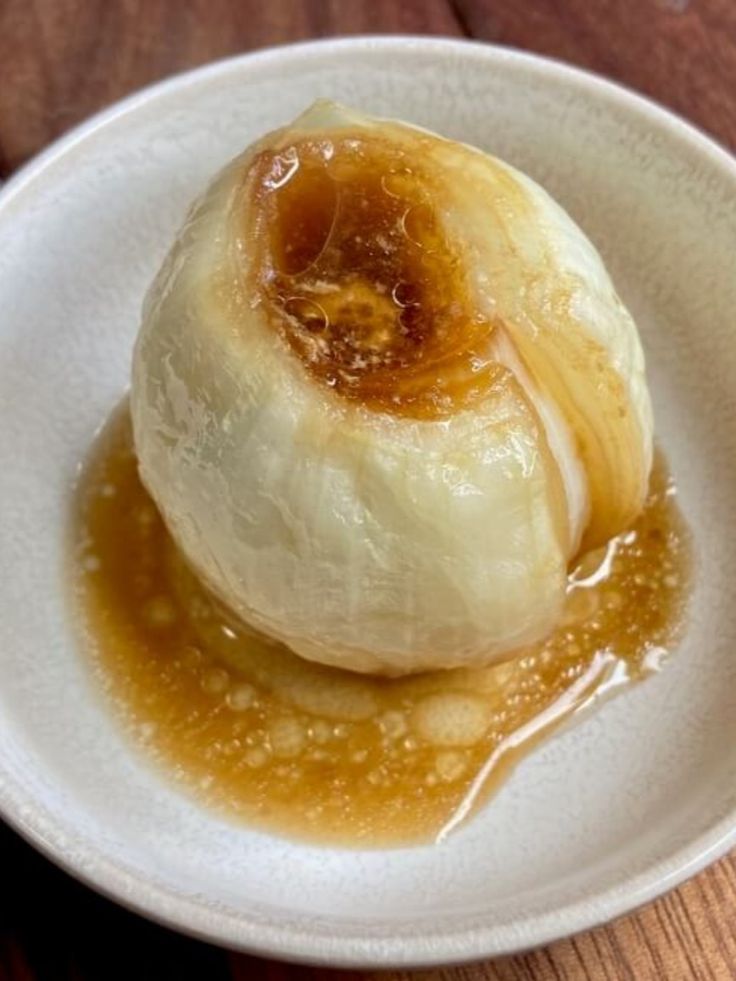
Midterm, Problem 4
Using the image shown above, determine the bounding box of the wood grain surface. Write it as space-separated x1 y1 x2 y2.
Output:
1 1 735 979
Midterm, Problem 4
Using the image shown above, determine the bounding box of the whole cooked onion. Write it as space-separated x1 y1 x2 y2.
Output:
131 101 652 675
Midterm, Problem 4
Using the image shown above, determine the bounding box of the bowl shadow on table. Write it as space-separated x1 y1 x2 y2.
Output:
0 820 416 980
0 814 392 980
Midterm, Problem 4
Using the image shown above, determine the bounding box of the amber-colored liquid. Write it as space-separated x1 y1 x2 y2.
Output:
72 407 691 847
250 134 503 418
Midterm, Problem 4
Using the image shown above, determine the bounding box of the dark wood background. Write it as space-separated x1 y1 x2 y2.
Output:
2 1 736 978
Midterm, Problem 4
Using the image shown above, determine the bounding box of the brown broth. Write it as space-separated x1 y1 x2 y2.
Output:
71 406 692 847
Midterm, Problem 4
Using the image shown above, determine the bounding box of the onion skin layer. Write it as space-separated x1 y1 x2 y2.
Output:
131 102 652 676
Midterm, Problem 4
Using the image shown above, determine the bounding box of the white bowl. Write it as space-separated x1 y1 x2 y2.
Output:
1 37 735 968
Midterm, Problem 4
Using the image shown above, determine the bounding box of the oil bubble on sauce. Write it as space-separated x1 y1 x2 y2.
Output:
71 405 692 847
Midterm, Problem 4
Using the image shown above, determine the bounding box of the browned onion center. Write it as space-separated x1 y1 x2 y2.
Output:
249 133 500 418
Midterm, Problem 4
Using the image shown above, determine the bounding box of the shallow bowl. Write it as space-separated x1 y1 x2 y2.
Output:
1 36 736 968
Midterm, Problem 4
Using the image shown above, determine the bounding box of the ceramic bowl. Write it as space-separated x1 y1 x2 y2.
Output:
1 37 735 968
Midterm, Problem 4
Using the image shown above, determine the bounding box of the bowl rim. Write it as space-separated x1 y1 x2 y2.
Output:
1 34 735 969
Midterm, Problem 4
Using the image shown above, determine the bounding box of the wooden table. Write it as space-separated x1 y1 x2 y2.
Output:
2 2 736 978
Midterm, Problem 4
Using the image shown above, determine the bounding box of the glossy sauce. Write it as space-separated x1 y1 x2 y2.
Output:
72 407 692 846
250 134 503 418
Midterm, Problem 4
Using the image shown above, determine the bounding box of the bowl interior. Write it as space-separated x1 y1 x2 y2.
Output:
1 39 736 965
